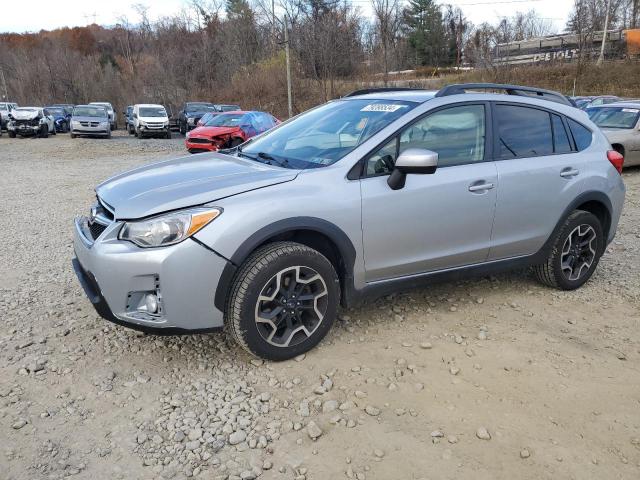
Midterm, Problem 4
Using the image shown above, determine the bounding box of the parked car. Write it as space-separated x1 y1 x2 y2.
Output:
177 102 219 134
123 105 134 134
0 101 18 130
72 83 625 360
89 102 117 130
7 107 56 138
217 104 241 112
70 105 111 138
132 104 171 139
578 95 621 110
587 102 640 168
185 111 279 153
46 106 73 133
196 112 220 127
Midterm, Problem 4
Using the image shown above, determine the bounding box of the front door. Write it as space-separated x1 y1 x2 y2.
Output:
360 103 498 282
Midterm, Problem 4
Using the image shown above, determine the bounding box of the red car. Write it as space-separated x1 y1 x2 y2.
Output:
185 111 280 153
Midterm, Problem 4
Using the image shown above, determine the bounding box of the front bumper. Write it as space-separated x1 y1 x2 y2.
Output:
138 126 170 137
71 126 110 136
72 216 226 334
8 124 39 135
185 137 220 153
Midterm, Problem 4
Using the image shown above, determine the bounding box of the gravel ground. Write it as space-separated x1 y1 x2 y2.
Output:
1 131 639 480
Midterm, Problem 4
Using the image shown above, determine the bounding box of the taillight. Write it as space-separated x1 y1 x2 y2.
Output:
607 150 624 174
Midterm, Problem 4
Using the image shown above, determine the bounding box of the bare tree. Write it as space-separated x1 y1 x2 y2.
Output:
371 0 400 84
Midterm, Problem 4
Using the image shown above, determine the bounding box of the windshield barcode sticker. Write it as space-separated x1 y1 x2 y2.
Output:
361 104 406 112
621 108 639 113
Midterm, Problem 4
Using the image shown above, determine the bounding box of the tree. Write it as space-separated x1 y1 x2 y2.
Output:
403 0 447 67
371 0 401 83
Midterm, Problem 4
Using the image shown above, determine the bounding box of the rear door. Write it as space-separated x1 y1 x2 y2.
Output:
487 103 586 260
360 103 498 281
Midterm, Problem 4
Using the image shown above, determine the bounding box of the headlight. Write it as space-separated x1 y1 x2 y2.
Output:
118 207 222 248
139 121 147 127
72 120 80 127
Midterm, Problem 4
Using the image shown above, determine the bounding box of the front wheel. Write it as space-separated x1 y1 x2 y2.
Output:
39 125 49 138
227 242 340 361
533 210 604 290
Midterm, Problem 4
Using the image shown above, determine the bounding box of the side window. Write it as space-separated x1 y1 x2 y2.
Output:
365 137 398 176
399 104 485 167
496 105 553 159
551 114 572 154
567 119 593 151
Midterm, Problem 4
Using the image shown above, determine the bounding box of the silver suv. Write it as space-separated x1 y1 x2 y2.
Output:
72 84 625 360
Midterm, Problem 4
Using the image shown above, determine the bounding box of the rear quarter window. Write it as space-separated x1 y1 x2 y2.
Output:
567 119 593 151
496 104 553 159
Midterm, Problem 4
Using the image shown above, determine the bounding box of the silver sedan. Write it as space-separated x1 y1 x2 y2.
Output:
587 102 640 167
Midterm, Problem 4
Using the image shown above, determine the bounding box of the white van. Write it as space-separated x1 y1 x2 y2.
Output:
131 104 171 139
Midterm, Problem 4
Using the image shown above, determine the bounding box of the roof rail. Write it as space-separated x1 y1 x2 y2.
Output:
435 83 575 106
344 87 424 97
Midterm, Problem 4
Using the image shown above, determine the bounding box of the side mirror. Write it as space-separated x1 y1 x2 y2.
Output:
387 148 438 190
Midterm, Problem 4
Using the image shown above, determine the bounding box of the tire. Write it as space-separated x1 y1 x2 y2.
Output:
40 125 49 138
106 130 111 139
62 121 68 133
128 124 134 135
165 131 171 139
229 138 243 148
533 210 604 290
134 128 139 138
179 122 186 135
9 131 16 138
70 133 76 139
227 241 340 361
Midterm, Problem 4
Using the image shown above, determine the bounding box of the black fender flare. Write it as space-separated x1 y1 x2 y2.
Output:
213 217 357 312
532 189 613 263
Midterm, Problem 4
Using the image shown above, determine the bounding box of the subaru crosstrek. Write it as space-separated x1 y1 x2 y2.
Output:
72 83 625 360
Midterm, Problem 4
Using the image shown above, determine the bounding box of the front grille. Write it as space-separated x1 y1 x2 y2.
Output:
145 122 164 128
80 121 100 127
189 138 211 144
89 221 107 240
15 118 39 127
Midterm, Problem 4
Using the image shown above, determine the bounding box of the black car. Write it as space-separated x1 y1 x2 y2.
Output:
177 102 220 134
123 105 134 134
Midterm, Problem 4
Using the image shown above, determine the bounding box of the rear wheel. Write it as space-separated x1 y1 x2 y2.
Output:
39 124 49 138
227 242 339 361
533 210 604 290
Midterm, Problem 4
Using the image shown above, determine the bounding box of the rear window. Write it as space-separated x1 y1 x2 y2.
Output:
496 105 553 158
567 119 592 151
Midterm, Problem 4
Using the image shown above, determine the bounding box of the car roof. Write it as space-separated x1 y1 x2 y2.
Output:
587 101 640 109
341 90 439 103
135 104 165 108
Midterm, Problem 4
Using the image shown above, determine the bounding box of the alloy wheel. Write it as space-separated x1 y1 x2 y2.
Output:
560 224 597 281
254 266 328 348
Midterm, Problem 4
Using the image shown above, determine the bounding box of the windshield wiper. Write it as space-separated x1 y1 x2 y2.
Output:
258 152 290 168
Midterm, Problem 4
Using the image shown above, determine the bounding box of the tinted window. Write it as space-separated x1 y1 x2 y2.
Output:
496 105 553 158
589 106 640 129
567 119 592 151
551 114 572 153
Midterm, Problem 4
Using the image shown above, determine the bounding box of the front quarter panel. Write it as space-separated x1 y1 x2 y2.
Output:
192 166 366 286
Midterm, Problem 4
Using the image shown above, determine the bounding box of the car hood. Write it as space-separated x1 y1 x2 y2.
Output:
140 116 168 123
189 126 240 138
96 153 298 219
11 110 39 120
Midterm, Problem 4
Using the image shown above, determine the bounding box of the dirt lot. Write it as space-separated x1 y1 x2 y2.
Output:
1 131 639 480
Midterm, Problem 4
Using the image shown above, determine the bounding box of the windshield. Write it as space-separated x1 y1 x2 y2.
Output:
241 99 416 168
139 107 167 117
201 113 220 125
206 113 245 127
47 108 66 115
73 106 107 118
588 106 640 129
220 105 240 112
187 103 216 113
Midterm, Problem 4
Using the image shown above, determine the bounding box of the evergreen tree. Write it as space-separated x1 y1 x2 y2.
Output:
403 0 447 67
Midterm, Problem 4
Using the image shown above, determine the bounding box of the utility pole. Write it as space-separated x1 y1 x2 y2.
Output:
284 15 293 118
0 66 8 101
597 0 612 65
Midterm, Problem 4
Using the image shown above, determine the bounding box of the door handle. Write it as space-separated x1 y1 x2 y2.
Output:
560 168 580 178
468 182 495 192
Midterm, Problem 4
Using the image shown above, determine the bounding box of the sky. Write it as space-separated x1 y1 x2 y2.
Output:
0 0 575 34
